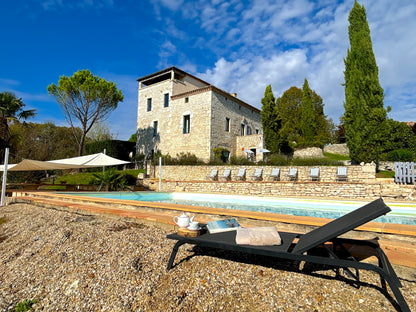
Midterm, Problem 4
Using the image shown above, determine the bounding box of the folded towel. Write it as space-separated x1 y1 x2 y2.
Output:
235 226 282 246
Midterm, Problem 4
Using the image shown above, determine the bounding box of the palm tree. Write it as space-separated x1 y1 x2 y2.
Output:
0 91 36 158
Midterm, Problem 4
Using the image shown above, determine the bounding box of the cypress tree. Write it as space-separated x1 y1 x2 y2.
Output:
344 1 386 163
260 85 280 153
301 79 315 144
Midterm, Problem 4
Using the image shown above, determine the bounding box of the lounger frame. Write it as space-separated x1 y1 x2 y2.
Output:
166 198 409 312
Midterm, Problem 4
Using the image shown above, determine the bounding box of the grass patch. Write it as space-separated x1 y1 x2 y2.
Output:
0 217 7 225
14 299 37 312
37 185 67 190
52 169 144 185
376 171 395 179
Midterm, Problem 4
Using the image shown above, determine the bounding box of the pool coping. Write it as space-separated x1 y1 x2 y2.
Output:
12 191 416 238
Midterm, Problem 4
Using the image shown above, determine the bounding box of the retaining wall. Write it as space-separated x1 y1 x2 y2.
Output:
143 164 416 201
149 164 377 183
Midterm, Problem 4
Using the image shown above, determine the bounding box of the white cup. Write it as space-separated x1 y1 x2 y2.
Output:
188 221 199 230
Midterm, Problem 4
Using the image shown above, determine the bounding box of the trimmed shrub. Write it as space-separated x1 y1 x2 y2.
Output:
387 149 415 162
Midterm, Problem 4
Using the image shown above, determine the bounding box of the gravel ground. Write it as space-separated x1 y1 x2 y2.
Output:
0 203 415 312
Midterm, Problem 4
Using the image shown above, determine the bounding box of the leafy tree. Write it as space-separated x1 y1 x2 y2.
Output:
47 69 124 156
260 85 280 153
8 122 81 183
275 85 331 152
382 119 416 156
344 1 387 163
301 79 315 144
0 91 36 158
9 122 80 161
86 121 114 142
128 133 137 143
276 86 303 152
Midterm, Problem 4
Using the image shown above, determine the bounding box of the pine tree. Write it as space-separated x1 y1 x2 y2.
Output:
301 79 315 145
260 85 280 153
344 1 386 163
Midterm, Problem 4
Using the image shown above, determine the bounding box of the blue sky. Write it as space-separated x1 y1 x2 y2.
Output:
1 0 416 140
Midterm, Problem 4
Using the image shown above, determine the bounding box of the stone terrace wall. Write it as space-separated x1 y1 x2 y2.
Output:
144 163 416 200
149 163 377 183
144 180 415 200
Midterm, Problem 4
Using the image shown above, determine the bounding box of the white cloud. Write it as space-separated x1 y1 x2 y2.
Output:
176 0 416 123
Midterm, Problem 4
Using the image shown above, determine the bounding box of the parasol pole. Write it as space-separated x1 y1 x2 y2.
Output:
1 148 9 206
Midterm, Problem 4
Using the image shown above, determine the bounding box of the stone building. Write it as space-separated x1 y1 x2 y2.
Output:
136 67 265 162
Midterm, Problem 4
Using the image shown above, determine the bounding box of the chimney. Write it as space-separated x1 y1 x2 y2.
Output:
231 93 237 97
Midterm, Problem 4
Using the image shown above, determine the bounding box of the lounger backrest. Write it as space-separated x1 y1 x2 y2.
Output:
310 168 319 176
337 167 347 176
223 169 231 177
271 168 280 177
210 169 218 177
255 169 262 176
289 168 297 176
292 198 391 254
237 169 245 176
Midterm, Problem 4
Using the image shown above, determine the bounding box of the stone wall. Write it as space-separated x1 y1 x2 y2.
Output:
293 147 324 158
149 163 377 183
323 143 349 155
144 180 415 200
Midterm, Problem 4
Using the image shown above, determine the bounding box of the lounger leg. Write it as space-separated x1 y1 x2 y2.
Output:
167 241 185 271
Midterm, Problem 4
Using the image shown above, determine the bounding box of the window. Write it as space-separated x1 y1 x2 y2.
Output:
247 125 252 135
164 93 169 107
256 129 259 134
153 121 158 136
225 118 230 132
240 124 245 136
183 115 190 134
185 97 189 103
147 98 152 111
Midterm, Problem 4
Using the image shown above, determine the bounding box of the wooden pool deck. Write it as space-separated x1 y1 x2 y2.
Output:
8 191 416 268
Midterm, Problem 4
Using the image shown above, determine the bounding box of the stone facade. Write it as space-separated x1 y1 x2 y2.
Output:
136 67 263 161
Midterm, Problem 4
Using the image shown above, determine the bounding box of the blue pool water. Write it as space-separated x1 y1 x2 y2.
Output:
69 192 416 225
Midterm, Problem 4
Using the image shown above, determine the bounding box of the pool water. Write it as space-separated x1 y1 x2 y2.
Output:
69 192 416 225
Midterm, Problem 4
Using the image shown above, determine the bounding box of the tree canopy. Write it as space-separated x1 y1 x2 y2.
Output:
301 79 315 144
47 69 124 156
344 1 386 163
0 91 36 158
260 85 280 153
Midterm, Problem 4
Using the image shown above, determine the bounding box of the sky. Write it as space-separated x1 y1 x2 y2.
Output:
1 0 416 141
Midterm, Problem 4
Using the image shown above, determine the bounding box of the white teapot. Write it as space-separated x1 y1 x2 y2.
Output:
173 212 194 228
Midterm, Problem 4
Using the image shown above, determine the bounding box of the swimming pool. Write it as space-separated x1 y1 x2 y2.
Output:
68 192 416 225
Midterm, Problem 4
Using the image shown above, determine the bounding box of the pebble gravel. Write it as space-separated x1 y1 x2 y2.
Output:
0 203 415 311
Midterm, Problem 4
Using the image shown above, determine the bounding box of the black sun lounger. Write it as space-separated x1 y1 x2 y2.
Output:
166 198 410 312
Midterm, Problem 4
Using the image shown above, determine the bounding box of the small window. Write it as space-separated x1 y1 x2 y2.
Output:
153 121 158 136
240 124 245 136
239 105 241 110
185 97 189 103
164 93 169 107
183 115 190 134
225 118 230 132
147 98 152 111
247 125 252 135
256 129 259 134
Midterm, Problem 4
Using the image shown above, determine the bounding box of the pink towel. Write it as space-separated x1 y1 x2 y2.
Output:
235 226 282 246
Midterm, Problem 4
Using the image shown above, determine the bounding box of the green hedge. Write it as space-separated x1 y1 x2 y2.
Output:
85 140 135 161
387 149 415 161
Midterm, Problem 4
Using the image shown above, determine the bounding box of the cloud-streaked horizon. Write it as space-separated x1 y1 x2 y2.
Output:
1 0 415 140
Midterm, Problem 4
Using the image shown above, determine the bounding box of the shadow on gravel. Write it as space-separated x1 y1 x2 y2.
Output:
172 245 406 312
